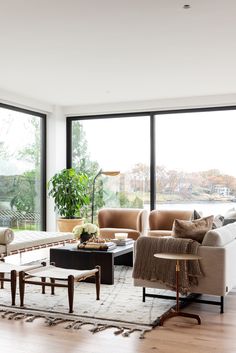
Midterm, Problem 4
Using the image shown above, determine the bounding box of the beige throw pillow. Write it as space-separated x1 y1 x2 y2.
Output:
172 215 214 243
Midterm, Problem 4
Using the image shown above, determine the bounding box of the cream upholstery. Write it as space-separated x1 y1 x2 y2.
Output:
98 208 148 240
1 230 75 257
133 222 236 300
148 209 193 237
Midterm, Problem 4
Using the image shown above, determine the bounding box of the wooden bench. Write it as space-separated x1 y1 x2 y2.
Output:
19 264 101 313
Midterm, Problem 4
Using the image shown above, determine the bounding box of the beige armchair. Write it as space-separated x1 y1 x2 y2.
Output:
98 208 148 240
148 209 193 237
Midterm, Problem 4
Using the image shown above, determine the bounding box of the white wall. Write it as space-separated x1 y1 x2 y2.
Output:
46 106 67 230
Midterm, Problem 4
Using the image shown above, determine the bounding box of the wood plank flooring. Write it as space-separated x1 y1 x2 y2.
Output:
1 291 236 353
2 249 236 353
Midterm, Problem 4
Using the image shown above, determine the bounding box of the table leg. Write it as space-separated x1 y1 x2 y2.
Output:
159 259 201 326
0 272 4 289
95 265 101 300
19 271 25 307
10 270 17 306
176 260 180 312
68 275 74 313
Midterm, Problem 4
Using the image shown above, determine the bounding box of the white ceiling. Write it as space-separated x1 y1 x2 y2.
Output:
0 0 236 107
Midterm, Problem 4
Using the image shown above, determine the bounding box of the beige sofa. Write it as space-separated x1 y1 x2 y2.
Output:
133 222 236 313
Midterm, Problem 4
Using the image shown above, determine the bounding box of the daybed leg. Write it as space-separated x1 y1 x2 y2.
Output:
143 287 146 302
68 275 74 313
0 272 4 289
10 270 17 305
95 265 101 300
220 296 224 314
19 271 25 307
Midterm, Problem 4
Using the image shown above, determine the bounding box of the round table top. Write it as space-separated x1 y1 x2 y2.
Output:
154 253 201 261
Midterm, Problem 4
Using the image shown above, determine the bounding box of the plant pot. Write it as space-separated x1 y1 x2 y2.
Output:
57 218 84 232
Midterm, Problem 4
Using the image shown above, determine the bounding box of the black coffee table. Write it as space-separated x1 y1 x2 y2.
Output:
50 243 133 285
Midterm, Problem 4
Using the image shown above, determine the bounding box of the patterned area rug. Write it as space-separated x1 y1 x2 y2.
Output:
0 266 174 338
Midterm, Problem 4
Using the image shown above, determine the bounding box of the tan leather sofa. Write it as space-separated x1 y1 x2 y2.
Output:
98 208 148 240
148 209 193 237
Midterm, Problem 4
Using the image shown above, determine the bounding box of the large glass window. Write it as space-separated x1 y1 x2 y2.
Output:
155 110 236 215
71 116 150 221
68 108 236 221
0 105 46 230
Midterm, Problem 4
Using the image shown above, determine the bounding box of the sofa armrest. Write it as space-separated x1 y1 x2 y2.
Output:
202 222 236 247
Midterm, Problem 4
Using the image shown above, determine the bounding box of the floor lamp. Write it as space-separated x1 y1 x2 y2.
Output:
91 169 120 223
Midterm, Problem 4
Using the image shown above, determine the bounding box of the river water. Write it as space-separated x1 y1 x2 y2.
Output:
149 201 236 216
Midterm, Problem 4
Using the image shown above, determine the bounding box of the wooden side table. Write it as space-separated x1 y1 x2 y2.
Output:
154 253 201 326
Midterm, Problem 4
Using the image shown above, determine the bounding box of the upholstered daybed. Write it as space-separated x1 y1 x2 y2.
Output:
0 229 75 258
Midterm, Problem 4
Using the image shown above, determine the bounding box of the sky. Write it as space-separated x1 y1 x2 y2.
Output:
0 109 36 175
1 107 236 177
80 110 236 176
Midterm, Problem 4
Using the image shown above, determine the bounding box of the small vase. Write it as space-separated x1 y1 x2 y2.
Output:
80 233 92 244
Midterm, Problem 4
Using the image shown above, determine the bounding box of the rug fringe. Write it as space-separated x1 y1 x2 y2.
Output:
0 307 152 338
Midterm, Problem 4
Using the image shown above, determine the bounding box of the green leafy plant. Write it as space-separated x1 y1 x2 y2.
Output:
48 168 90 218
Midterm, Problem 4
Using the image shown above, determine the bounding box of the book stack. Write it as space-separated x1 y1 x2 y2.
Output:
78 241 117 251
111 238 134 246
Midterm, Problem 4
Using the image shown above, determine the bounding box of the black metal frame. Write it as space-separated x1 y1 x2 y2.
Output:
142 287 224 314
0 103 47 230
66 105 236 212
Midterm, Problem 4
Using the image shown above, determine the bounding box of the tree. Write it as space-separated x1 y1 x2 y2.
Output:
10 170 38 213
71 122 104 221
16 117 41 170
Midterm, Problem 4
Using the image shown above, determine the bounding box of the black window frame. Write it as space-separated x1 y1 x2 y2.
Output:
0 103 47 230
66 105 236 212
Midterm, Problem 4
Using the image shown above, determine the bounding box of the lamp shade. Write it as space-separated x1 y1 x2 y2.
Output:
101 171 120 176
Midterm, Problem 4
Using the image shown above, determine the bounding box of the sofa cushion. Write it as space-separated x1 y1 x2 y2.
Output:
0 227 14 245
224 208 236 219
212 214 224 229
99 228 140 240
223 218 236 226
172 215 214 243
191 210 202 220
148 230 173 237
202 222 236 247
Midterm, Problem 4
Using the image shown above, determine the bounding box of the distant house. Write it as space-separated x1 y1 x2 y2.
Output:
213 185 230 197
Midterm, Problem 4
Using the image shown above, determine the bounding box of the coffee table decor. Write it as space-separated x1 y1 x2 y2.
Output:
112 238 134 246
77 241 117 251
73 223 98 244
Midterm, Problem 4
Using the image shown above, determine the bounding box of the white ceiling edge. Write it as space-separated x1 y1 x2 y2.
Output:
0 88 53 114
1 89 236 118
63 93 236 117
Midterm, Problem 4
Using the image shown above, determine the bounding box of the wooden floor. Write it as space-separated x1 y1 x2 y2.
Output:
2 250 236 353
1 292 236 353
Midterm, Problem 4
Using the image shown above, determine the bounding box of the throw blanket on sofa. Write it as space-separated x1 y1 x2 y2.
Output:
0 227 14 245
132 236 203 294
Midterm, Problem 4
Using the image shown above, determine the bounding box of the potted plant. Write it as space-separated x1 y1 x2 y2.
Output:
48 168 90 232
